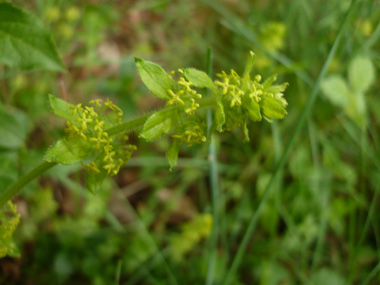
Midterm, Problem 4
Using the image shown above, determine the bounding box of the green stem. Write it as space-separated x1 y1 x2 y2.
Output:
107 97 216 136
0 96 219 209
0 161 57 209
222 0 359 283
107 113 151 136
205 48 220 285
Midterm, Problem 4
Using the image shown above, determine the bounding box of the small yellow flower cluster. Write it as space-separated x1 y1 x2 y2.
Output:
215 70 244 107
215 70 264 108
172 122 206 147
65 99 136 176
166 70 207 146
0 201 20 258
167 69 202 115
248 75 263 102
166 69 206 146
214 66 288 134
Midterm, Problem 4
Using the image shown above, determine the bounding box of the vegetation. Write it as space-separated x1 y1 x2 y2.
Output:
0 0 379 284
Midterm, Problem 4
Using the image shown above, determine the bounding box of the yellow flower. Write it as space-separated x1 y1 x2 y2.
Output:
167 89 185 105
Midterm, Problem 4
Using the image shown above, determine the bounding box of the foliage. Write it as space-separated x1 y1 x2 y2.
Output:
170 213 213 261
0 0 380 284
0 2 65 71
321 55 375 127
46 96 137 192
0 201 20 258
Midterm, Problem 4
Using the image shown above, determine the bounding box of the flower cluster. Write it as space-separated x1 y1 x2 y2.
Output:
167 70 207 146
0 201 20 258
135 54 288 169
167 69 202 112
215 68 288 135
65 99 136 176
172 120 207 147
164 64 287 147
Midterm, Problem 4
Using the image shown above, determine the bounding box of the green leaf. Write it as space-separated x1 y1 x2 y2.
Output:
242 119 250 142
49 95 79 121
242 51 255 91
140 108 178 141
0 3 65 72
267 83 289 95
310 268 345 285
184 68 216 90
348 55 375 93
262 74 277 91
166 139 181 171
86 171 107 194
134 57 173 99
45 137 91 165
215 99 225 131
0 103 31 149
321 75 350 108
345 91 367 127
260 96 287 119
0 151 18 190
244 98 262 121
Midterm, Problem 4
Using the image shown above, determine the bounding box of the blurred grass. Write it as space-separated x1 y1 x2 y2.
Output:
1 0 380 284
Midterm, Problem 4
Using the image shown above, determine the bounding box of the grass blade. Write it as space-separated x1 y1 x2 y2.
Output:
222 0 359 283
203 0 314 87
205 47 220 285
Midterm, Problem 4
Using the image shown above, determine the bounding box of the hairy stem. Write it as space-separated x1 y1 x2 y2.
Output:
0 161 57 209
0 96 219 208
107 113 151 136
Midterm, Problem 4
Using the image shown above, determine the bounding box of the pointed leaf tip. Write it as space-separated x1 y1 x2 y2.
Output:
135 57 173 100
0 3 66 72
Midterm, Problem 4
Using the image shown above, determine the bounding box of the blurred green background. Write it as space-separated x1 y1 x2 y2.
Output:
0 0 379 284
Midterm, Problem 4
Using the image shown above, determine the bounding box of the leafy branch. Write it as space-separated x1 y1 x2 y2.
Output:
0 3 289 260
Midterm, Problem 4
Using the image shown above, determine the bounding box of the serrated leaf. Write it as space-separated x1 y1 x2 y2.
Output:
260 96 287 119
45 137 91 165
140 108 178 141
184 68 216 90
348 55 375 93
49 95 79 121
134 57 172 99
267 83 289 95
0 3 65 72
215 99 225 131
244 98 262 121
321 75 350 108
166 139 181 171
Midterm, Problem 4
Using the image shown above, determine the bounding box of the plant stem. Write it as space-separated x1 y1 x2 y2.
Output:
205 48 220 285
222 0 359 283
0 96 219 209
0 161 57 209
107 113 151 136
107 97 217 136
